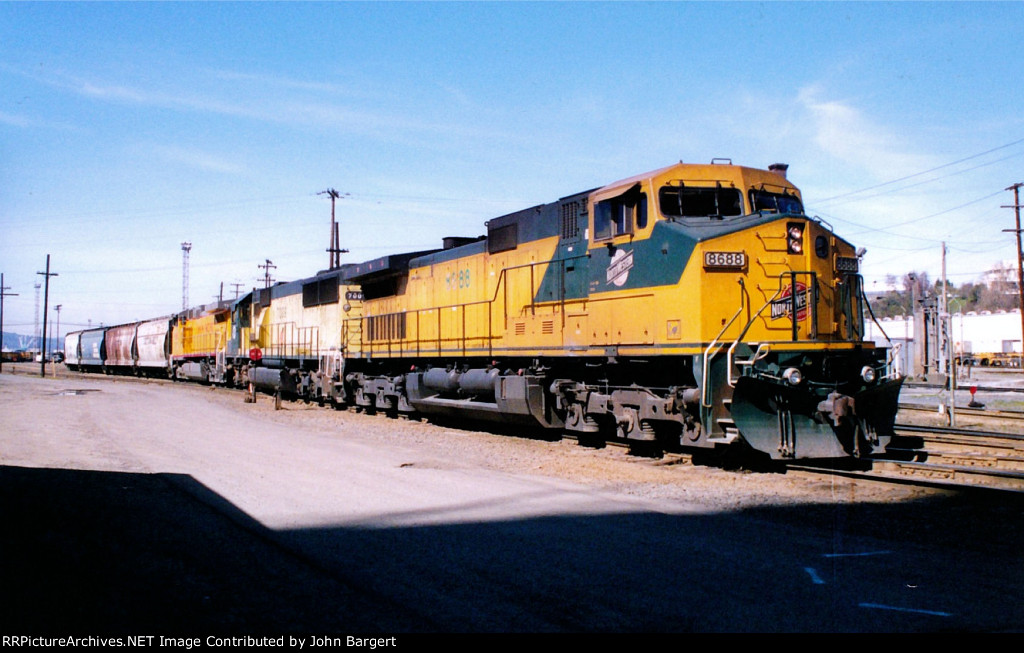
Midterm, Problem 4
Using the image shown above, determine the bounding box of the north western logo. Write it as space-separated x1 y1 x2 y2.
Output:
771 282 809 321
606 249 634 287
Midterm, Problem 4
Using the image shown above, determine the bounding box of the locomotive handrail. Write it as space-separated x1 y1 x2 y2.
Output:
887 342 904 379
351 253 590 359
719 286 780 395
856 275 902 379
260 321 319 360
726 342 771 388
701 279 746 409
721 271 818 389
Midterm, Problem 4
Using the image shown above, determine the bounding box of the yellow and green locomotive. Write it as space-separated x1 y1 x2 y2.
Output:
68 159 903 462
340 160 903 460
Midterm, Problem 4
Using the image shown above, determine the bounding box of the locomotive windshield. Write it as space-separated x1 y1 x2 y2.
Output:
658 185 743 219
750 189 803 214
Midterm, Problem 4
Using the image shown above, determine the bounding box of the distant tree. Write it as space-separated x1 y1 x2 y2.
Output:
956 282 984 312
904 272 930 302
870 290 908 317
868 268 1021 319
868 271 930 318
933 278 955 297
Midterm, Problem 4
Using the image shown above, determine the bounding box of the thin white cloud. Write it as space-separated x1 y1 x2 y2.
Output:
72 76 268 122
0 110 31 128
0 109 80 132
796 85 933 180
47 65 513 144
210 69 366 96
78 81 151 103
149 144 247 175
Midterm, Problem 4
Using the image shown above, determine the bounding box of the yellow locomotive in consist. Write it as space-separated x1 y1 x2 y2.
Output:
340 160 903 460
170 304 233 383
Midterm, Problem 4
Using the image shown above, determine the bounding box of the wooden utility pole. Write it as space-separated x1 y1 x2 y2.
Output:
259 259 276 288
318 188 349 269
37 255 57 377
0 273 18 373
942 242 955 426
1003 183 1024 366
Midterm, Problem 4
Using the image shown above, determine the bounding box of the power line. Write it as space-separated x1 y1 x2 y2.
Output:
816 150 1024 209
816 136 1024 204
852 190 1005 238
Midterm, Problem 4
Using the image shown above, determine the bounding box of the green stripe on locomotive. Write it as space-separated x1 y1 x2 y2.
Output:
533 211 801 303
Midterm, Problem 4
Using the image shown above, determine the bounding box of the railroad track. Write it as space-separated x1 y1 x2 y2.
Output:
14 365 1024 492
790 423 1024 493
899 402 1024 421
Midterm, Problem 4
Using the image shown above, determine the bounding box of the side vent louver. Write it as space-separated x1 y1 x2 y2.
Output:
560 200 584 240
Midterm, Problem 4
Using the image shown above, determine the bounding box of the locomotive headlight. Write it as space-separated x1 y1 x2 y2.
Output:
786 222 804 254
860 365 877 384
783 367 803 385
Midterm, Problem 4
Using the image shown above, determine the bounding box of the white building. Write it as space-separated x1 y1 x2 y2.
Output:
866 309 1023 374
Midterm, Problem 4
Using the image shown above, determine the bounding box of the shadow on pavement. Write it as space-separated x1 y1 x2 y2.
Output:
3 464 1024 634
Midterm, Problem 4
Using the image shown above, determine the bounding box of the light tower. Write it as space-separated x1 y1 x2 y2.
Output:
34 282 40 345
181 242 192 310
54 304 62 349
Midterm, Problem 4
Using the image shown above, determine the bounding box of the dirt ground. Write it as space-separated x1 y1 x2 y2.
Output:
0 362 1012 507
3 364 1024 633
2 363 1018 522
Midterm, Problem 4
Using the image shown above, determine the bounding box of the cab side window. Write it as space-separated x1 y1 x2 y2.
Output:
594 185 647 240
659 186 743 219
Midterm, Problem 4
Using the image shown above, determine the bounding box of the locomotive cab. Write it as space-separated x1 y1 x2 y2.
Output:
578 160 903 459
724 212 904 459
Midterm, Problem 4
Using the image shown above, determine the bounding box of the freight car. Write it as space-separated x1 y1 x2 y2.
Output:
65 317 172 376
67 160 904 461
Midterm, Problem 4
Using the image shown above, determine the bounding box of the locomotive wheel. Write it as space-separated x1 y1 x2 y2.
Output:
574 431 606 449
627 439 663 458
566 402 599 432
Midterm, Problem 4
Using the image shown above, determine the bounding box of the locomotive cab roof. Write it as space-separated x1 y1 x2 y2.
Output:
593 160 802 216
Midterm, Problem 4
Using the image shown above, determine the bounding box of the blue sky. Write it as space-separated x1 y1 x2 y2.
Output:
2 1 1023 338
